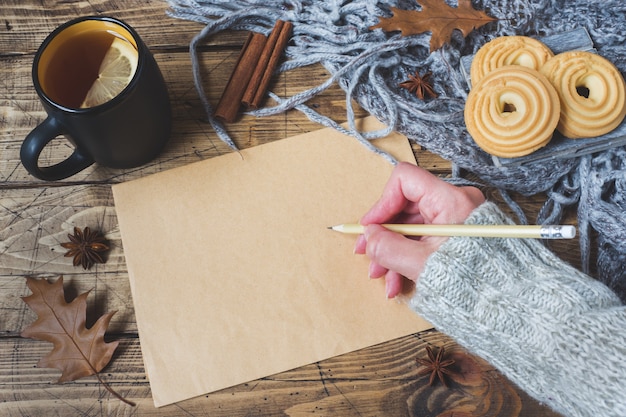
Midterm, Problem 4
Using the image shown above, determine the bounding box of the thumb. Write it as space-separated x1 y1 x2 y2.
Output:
364 224 445 282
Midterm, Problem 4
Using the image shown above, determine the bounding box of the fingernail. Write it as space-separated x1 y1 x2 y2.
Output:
360 232 369 252
385 279 392 298
353 235 365 254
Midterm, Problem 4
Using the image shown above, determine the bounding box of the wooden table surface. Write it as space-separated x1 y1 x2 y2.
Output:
1 1 577 416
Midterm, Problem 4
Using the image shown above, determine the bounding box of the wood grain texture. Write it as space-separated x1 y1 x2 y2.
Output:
0 331 561 417
1 0 568 415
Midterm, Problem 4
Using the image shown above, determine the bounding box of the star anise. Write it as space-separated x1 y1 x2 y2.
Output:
416 345 455 387
399 70 438 100
60 227 109 270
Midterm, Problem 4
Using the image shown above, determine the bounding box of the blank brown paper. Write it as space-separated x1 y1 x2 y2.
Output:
112 117 432 407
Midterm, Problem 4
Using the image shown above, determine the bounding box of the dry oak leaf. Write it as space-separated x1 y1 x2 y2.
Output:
370 0 496 52
21 276 117 381
21 276 133 405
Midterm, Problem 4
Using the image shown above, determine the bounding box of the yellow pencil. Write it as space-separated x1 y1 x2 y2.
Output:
328 223 576 239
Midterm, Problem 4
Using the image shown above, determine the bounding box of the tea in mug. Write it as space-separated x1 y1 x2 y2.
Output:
37 20 139 109
23 16 172 181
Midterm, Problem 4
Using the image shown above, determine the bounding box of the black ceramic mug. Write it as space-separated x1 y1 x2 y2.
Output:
21 16 171 181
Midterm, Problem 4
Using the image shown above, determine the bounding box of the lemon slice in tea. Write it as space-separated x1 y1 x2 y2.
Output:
80 37 138 108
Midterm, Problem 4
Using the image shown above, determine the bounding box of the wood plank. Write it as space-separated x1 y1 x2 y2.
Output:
0 184 133 334
1 182 579 335
1 273 135 336
0 185 121 275
1 0 444 185
0 1 581 415
0 331 560 416
0 0 204 54
1 51 377 185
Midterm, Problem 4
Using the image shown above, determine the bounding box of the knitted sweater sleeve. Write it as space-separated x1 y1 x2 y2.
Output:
409 202 626 417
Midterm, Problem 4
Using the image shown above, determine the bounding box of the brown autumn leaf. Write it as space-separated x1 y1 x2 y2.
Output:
21 276 134 405
370 0 496 52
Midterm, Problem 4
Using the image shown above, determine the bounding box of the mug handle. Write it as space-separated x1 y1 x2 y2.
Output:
20 116 94 181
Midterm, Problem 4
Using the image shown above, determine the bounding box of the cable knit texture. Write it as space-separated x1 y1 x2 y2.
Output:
411 202 626 417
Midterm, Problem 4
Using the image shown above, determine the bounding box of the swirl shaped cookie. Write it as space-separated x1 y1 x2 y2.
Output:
539 51 626 138
470 36 554 86
465 66 560 158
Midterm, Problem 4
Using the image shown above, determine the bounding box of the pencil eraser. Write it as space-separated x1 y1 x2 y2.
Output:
561 225 576 239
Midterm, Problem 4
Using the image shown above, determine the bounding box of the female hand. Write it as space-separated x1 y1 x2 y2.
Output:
354 162 485 298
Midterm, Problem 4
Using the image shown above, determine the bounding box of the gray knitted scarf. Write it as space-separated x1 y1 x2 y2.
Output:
167 0 626 302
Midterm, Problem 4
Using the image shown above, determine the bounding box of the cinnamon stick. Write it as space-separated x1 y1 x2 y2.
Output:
242 20 293 109
215 32 267 122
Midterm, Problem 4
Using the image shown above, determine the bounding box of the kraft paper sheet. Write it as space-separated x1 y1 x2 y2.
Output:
112 117 432 407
